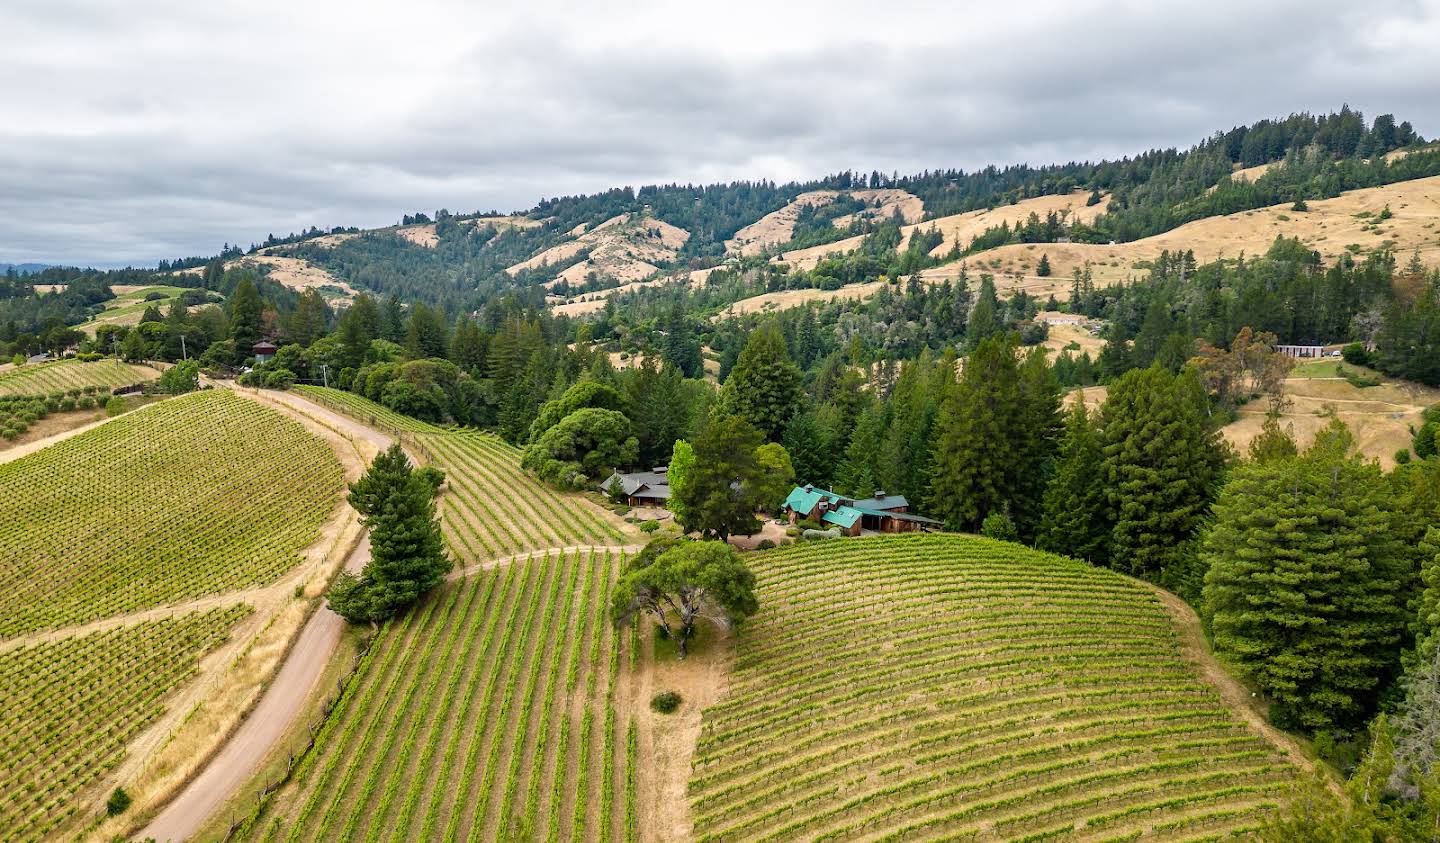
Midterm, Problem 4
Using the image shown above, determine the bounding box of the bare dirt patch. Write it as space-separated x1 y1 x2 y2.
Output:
230 255 358 300
396 223 439 247
508 212 690 286
727 189 925 257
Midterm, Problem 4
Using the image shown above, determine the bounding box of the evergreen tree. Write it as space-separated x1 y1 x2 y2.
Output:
328 443 450 624
1036 254 1052 277
834 402 885 497
1099 366 1225 597
1012 347 1063 539
1202 420 1408 730
967 275 1001 348
450 317 487 374
670 413 765 540
337 294 379 369
928 334 1023 530
405 302 449 359
719 324 803 440
228 276 263 352
1037 401 1108 561
783 407 839 491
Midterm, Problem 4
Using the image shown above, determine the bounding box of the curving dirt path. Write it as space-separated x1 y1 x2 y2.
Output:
1146 584 1335 792
137 387 394 842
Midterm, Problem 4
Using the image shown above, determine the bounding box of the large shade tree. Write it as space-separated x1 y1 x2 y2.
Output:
611 539 758 658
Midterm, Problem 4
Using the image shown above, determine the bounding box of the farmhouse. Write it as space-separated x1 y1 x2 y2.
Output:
782 484 941 536
599 467 671 507
252 341 278 362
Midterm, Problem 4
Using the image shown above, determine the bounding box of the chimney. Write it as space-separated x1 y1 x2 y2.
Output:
874 491 886 499
804 484 814 492
654 467 667 474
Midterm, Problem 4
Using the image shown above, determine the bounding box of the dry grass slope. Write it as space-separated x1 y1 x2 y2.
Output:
690 534 1297 842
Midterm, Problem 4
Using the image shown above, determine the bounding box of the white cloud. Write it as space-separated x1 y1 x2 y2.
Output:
1 0 1437 265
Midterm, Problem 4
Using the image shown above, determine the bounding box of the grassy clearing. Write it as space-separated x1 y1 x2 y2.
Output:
688 534 1296 842
0 390 343 636
243 549 636 842
0 358 157 397
0 605 251 841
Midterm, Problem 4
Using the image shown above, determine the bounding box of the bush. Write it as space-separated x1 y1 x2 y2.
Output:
1291 198 1308 212
1341 343 1370 366
785 527 800 537
1415 418 1439 459
650 691 682 714
796 519 823 531
104 395 126 417
638 520 660 533
981 511 1019 542
106 787 132 816
1395 449 1412 465
756 538 776 550
263 368 296 390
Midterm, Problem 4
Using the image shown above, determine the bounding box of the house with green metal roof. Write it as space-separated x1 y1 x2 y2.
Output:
782 484 942 536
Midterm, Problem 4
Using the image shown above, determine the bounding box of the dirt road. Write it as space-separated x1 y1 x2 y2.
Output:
138 388 392 842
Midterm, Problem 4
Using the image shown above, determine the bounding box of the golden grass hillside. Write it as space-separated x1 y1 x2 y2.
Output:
507 212 689 285
727 189 925 257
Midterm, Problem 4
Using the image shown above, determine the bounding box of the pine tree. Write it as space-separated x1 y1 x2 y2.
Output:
928 335 1023 530
783 407 839 491
966 275 1001 348
719 324 803 440
1037 401 1108 561
328 443 450 624
834 403 885 497
1099 366 1225 597
1202 420 1407 730
1036 254 1052 277
1012 347 1062 539
228 276 263 352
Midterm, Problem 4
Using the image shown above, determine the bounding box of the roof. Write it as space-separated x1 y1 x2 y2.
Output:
784 485 845 514
822 506 862 529
252 341 278 353
851 506 943 525
600 469 671 500
857 491 909 511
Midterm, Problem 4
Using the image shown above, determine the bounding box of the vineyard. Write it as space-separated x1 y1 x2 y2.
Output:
689 534 1297 842
0 605 251 842
294 386 627 562
243 548 641 842
0 389 343 636
0 358 156 397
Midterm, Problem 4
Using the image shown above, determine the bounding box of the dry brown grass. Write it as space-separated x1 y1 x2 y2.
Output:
508 212 689 286
719 279 890 317
778 190 1109 271
947 175 1440 291
726 188 925 257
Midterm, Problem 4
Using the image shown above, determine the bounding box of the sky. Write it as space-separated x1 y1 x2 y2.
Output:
3 0 1439 268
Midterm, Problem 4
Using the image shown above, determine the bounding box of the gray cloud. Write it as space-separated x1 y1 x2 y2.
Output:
2 0 1438 266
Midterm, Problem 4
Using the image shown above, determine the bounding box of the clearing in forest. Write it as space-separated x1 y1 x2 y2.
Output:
689 534 1299 842
0 357 158 396
0 389 343 636
240 548 643 842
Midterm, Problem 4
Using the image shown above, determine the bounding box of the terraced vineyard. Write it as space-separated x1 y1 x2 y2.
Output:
0 605 251 842
244 548 639 842
295 386 626 561
0 358 156 396
689 534 1297 842
0 389 343 636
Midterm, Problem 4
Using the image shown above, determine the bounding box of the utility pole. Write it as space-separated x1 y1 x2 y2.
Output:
180 334 187 361
320 363 329 389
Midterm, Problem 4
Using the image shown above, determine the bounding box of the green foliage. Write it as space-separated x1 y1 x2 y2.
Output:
650 691 682 714
521 408 637 490
527 380 626 444
719 324 803 441
1099 366 1224 598
1036 401 1107 561
105 787 131 816
328 443 450 624
1035 253 1052 277
752 442 796 513
104 395 126 416
1202 420 1408 730
610 540 758 658
158 359 201 394
979 510 1018 542
668 414 766 540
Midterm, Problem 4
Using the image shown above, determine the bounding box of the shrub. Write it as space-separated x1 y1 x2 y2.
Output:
105 395 127 417
796 519 823 531
1341 343 1370 366
263 368 296 390
1291 198 1308 212
650 691 682 714
785 527 800 537
106 787 132 816
756 538 776 550
1395 449 1412 465
638 520 660 533
980 511 1019 542
1415 418 1438 459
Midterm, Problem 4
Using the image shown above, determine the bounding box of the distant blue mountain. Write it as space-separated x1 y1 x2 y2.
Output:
0 263 54 275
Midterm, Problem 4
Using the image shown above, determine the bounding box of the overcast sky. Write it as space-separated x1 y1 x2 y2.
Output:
3 0 1438 267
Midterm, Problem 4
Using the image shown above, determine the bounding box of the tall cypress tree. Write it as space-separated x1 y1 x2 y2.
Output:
1099 366 1225 597
928 334 1022 530
1037 401 1108 561
1202 420 1408 730
1013 346 1062 539
719 324 803 441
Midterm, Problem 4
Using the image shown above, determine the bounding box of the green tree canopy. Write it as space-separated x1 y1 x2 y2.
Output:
610 539 758 657
669 413 765 540
521 407 638 490
719 324 803 441
328 443 450 624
